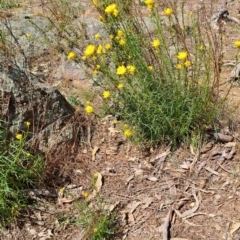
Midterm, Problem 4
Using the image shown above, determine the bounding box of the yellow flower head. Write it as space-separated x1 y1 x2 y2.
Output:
84 44 95 57
97 45 104 55
177 51 188 61
67 51 76 60
148 66 153 71
234 41 240 48
199 45 204 51
184 60 191 68
92 0 98 6
144 0 154 9
117 83 124 90
103 90 110 99
105 43 111 50
85 105 94 114
127 65 136 75
25 121 30 126
82 56 87 61
124 129 132 138
164 7 173 16
83 191 89 198
117 30 124 38
59 188 64 194
176 64 182 70
119 39 126 46
26 152 31 157
16 134 23 140
93 228 98 233
93 69 98 75
152 39 160 48
99 15 104 22
93 172 98 178
26 33 31 39
109 34 114 40
105 3 117 14
94 33 101 39
113 119 118 124
96 64 100 69
113 9 119 17
116 65 127 75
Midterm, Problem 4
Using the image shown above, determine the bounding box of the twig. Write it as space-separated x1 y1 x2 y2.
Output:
162 208 173 240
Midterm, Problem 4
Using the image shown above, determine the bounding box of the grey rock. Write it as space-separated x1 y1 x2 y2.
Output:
1 12 53 67
0 63 77 152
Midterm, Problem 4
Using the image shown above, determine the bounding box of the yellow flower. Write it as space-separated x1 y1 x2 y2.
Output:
117 30 124 38
144 0 154 9
109 34 114 40
176 64 182 70
127 65 136 75
148 66 153 71
82 56 87 61
94 33 101 39
25 121 30 126
97 45 104 55
184 60 191 68
96 64 100 69
26 33 31 39
93 172 98 178
59 188 64 194
83 191 89 198
93 69 98 75
113 9 119 17
177 51 188 60
116 65 127 75
234 41 240 48
124 129 132 138
67 51 76 60
105 43 111 50
164 7 173 16
16 134 23 140
99 15 104 21
152 39 160 48
93 228 98 233
199 45 204 51
105 3 117 14
189 11 193 17
92 0 98 6
85 105 94 114
113 119 118 124
84 44 95 57
103 90 110 99
117 83 124 89
119 39 126 46
26 152 31 157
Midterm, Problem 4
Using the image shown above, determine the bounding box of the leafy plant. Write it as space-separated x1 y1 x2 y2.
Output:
79 0 226 145
0 120 44 226
0 0 19 8
68 96 80 107
34 0 228 146
58 173 118 240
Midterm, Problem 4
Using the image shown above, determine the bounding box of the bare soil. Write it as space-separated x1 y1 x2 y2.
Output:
2 1 240 240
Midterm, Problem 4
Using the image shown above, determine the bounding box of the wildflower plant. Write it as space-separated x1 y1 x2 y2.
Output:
43 0 226 145
0 120 44 226
70 173 117 240
79 0 225 145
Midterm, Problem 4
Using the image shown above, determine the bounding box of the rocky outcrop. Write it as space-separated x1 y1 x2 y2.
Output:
0 63 78 152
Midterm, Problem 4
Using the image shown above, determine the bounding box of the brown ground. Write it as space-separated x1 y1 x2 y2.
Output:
2 0 240 240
